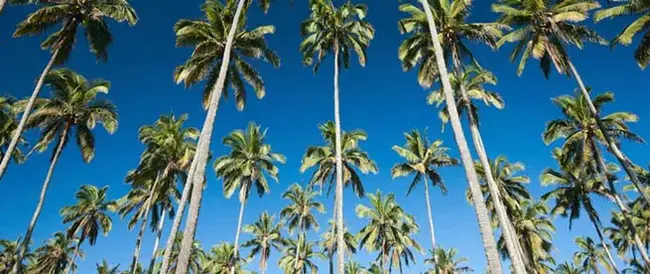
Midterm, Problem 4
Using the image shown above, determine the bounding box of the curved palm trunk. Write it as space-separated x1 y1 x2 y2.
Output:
567 61 650 205
292 216 304 271
450 51 527 274
418 1 502 272
422 176 437 249
332 40 347 274
0 48 61 181
593 146 650 268
174 0 247 272
229 187 248 274
159 160 197 274
10 123 70 274
64 239 82 274
130 174 161 274
147 210 167 274
588 212 620 273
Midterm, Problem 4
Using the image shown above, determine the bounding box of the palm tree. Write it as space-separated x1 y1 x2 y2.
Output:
28 232 83 274
300 0 374 271
213 122 284 274
155 232 204 274
543 90 650 266
344 261 369 274
505 200 556 274
0 0 136 179
280 183 324 272
391 130 456 250
495 0 650 207
96 260 121 274
11 68 117 274
0 237 32 274
542 149 620 273
594 0 650 68
278 234 324 274
606 211 639 260
321 220 357 274
424 247 472 274
0 97 25 166
622 259 649 274
241 212 284 274
397 0 506 271
201 242 247 274
60 185 117 274
556 262 584 274
356 190 422 273
172 0 278 270
574 236 614 274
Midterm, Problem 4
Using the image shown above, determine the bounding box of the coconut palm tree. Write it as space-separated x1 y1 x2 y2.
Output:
0 237 32 274
241 212 284 274
542 149 620 273
344 261 369 274
155 232 204 274
278 234 324 274
424 247 472 274
622 259 649 274
505 200 556 274
543 90 650 267
213 122 284 274
606 211 639 260
300 0 374 271
60 185 117 274
574 236 614 273
201 242 247 274
594 0 650 68
356 190 422 273
10 69 117 274
96 260 121 274
172 0 279 270
391 130 456 250
0 97 25 166
397 0 505 271
321 220 357 274
495 0 650 207
280 183 324 272
556 262 584 274
27 232 83 274
0 0 136 179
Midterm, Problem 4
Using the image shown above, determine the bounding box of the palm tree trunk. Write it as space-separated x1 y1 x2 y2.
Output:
0 48 61 181
0 0 6 15
159 161 197 274
381 238 387 273
588 212 620 273
148 209 167 274
10 122 70 274
450 50 527 274
64 238 81 274
174 0 247 272
292 216 304 271
422 176 437 249
593 145 650 268
332 40 347 274
230 183 248 274
328 253 334 274
567 60 650 205
131 210 151 274
418 1 502 272
260 243 268 274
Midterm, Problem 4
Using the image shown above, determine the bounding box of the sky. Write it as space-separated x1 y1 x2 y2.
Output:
1 0 649 273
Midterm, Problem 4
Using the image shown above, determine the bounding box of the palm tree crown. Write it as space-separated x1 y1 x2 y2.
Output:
424 247 472 274
241 212 284 274
280 183 325 234
595 0 650 68
61 185 117 246
28 232 83 274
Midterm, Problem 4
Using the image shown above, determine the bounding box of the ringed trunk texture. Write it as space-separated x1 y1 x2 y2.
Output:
64 239 82 274
589 213 620 274
422 176 437 249
292 216 304 271
173 0 247 272
418 0 503 272
567 61 650 205
0 48 60 180
148 210 167 274
230 186 248 274
451 50 527 274
159 160 197 274
10 123 70 274
332 41 346 274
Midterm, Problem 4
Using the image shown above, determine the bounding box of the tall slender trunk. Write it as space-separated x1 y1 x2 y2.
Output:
0 0 6 16
332 40 346 274
0 48 61 180
229 185 248 274
159 160 197 274
381 238 387 273
328 199 337 274
64 239 82 274
593 145 650 268
10 122 70 274
422 176 437 249
292 216 304 271
451 50 527 274
131 173 161 274
328 253 334 274
260 243 268 274
567 60 650 205
148 210 167 274
174 0 247 272
588 212 620 273
418 0 502 272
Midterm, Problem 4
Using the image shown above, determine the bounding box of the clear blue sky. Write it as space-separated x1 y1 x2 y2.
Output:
1 0 649 273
